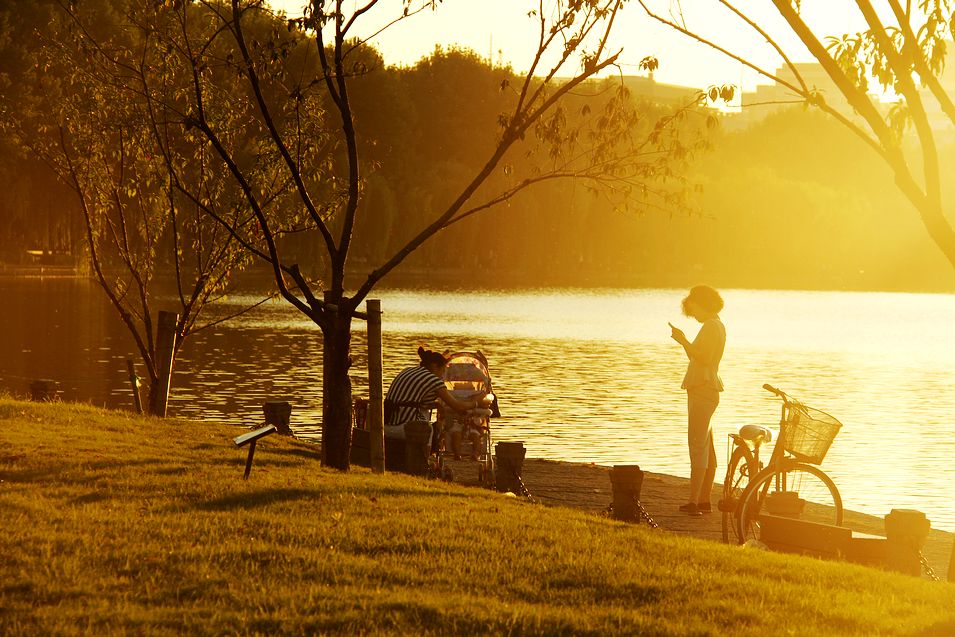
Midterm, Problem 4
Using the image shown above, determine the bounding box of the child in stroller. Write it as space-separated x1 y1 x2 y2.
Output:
437 351 499 484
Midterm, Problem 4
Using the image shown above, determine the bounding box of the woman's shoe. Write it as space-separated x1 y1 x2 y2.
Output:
679 503 703 517
696 502 712 513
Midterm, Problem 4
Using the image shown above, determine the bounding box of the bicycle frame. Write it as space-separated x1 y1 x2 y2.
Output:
722 383 843 544
724 385 790 467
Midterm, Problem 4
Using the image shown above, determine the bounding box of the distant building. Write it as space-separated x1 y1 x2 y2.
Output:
739 62 858 125
618 72 701 106
736 53 955 140
583 54 955 141
916 46 955 138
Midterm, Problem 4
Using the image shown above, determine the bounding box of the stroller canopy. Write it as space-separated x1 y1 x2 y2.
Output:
443 352 491 391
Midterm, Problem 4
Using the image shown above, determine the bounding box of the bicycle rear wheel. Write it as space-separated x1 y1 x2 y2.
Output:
737 462 842 545
720 444 757 544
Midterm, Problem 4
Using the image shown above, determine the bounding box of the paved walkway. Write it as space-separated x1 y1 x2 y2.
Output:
444 456 953 581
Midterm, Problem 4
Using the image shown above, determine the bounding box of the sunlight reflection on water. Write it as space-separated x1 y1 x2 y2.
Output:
3 281 954 530
175 287 955 531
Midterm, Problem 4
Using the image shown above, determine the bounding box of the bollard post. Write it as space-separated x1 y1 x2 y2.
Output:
263 401 293 435
151 311 179 417
884 509 931 577
126 359 143 415
494 441 526 494
609 465 645 522
403 421 432 476
29 379 59 402
365 299 385 474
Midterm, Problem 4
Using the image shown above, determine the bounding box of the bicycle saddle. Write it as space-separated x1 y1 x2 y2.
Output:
738 425 773 443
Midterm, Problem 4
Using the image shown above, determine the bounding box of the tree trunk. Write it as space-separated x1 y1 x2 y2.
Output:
146 381 161 417
322 311 354 470
149 310 179 417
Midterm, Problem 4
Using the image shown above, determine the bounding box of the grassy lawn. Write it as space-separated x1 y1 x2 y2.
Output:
1 397 953 636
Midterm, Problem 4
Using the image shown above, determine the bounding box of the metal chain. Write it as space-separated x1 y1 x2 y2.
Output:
635 499 660 529
605 495 660 529
919 551 941 582
499 459 532 497
513 474 532 498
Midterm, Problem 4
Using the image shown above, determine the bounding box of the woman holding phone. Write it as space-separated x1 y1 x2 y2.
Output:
669 285 726 517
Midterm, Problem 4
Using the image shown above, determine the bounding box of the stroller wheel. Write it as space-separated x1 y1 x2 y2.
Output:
427 455 443 480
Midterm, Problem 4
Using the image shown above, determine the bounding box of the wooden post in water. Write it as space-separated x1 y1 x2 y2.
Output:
365 300 385 474
126 359 143 415
29 379 59 402
151 311 179 417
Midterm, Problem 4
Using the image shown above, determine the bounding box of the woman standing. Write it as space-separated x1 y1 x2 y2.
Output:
669 285 726 517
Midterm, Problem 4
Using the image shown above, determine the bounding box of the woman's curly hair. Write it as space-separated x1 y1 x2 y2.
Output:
682 285 724 316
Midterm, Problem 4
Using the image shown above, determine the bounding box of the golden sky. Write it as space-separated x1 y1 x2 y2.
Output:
267 1 869 92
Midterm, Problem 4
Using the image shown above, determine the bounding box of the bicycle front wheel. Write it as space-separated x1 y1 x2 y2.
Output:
720 444 757 544
737 463 842 545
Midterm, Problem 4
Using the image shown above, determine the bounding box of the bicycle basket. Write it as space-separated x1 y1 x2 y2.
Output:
777 404 842 464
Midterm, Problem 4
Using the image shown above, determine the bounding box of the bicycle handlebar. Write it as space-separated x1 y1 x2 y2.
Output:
763 383 803 409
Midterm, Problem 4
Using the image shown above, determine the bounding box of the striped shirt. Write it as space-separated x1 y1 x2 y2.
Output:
385 365 446 426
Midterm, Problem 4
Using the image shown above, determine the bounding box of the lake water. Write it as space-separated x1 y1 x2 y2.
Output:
2 278 954 531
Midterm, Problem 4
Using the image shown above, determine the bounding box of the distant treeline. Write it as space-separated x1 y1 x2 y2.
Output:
1 1 953 292
687 109 955 292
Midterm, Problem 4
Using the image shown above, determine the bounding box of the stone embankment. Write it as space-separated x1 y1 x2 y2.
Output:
444 456 953 581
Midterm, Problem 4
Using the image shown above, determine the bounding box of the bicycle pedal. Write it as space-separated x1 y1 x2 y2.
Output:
717 498 737 513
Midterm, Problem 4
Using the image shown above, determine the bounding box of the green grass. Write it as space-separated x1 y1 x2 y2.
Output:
1 398 953 636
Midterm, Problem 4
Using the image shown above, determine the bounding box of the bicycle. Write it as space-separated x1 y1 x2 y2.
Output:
719 383 844 545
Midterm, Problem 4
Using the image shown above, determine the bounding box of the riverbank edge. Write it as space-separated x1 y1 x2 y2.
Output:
4 393 952 581
6 398 955 636
4 264 955 295
439 454 954 581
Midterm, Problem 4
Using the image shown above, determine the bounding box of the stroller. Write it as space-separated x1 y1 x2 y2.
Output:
434 351 499 487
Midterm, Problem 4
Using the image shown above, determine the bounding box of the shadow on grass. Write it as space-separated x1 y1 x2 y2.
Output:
195 481 482 511
366 486 483 501
267 446 324 461
1 458 167 485
155 466 192 476
195 488 320 511
0 499 34 516
69 492 111 505
915 620 955 636
237 458 318 470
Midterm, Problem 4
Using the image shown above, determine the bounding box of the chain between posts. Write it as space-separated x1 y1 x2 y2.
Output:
919 551 941 582
498 457 531 498
636 498 660 529
606 494 659 529
508 467 532 498
618 517 940 575
608 498 941 576
514 476 531 498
